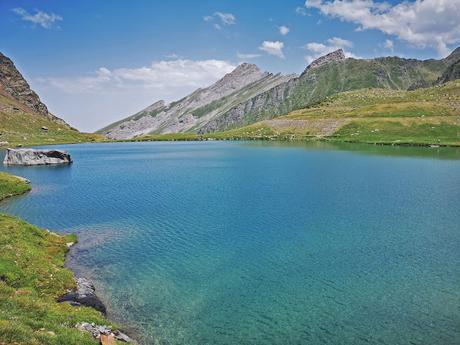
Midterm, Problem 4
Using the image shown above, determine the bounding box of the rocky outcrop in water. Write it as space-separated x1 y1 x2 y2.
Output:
58 277 106 314
3 148 72 166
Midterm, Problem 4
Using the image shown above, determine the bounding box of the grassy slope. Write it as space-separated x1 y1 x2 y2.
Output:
0 173 114 345
0 94 104 147
135 81 460 146
0 172 31 202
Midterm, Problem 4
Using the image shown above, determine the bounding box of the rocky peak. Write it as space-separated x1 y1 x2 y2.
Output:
212 63 267 92
143 100 166 113
443 46 460 65
305 49 346 72
0 52 49 116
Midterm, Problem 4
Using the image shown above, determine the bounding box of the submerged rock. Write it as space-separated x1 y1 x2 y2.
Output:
3 148 72 166
58 277 106 314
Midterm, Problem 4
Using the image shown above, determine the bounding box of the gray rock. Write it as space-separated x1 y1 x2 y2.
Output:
58 277 106 314
75 322 136 343
3 148 72 166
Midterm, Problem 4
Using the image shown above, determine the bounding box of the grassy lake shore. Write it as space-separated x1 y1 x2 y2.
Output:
0 173 122 345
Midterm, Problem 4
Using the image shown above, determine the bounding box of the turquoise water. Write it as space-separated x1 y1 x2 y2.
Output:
1 141 460 345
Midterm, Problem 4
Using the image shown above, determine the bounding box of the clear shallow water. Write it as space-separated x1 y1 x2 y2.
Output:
1 141 460 345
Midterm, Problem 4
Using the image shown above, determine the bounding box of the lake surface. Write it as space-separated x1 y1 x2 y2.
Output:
1 141 460 345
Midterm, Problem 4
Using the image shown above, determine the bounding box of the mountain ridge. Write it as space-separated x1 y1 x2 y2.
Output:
99 63 295 139
100 47 460 139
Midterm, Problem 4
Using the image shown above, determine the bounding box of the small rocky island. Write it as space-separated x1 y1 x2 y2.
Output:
3 148 72 166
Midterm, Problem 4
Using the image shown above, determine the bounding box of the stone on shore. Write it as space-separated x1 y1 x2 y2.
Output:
58 277 106 314
3 148 72 166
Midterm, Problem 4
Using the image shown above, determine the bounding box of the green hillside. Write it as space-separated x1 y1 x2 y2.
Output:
138 81 460 146
201 48 460 132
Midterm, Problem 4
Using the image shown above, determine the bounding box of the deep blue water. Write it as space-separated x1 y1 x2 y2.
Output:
1 141 460 345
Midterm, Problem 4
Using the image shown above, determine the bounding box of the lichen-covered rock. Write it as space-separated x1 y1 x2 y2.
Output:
3 148 72 166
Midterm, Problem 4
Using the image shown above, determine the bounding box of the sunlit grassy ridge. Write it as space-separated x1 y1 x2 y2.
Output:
0 173 117 345
136 81 459 146
0 94 104 147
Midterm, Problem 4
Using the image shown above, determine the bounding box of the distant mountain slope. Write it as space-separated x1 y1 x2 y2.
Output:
200 48 460 133
98 63 295 139
0 52 101 147
208 80 460 146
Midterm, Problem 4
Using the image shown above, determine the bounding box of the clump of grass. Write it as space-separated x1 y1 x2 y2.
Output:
0 172 31 201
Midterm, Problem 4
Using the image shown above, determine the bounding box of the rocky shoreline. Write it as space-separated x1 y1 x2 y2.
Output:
59 244 138 344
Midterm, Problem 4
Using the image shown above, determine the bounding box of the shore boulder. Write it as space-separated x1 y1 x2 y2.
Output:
3 148 72 166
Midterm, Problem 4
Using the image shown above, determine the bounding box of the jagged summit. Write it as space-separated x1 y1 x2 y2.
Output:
211 63 267 93
143 100 166 112
305 49 346 72
443 46 460 64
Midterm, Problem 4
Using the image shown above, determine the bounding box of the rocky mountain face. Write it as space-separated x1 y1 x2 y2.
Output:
198 48 460 133
0 52 67 125
98 63 295 139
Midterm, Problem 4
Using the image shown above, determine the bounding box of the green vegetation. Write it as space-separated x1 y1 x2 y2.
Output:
134 81 460 146
0 172 31 202
0 94 104 147
0 173 118 345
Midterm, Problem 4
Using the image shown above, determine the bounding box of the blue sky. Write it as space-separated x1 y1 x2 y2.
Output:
1 0 459 131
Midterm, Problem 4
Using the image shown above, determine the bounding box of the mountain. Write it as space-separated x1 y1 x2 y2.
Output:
145 80 457 146
0 52 100 146
98 63 295 139
100 48 460 139
199 48 460 133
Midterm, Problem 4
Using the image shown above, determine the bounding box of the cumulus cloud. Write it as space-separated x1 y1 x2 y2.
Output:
12 8 63 29
34 59 236 131
304 0 460 57
204 12 236 29
278 25 290 35
259 41 285 59
304 37 357 63
38 59 236 93
383 39 394 51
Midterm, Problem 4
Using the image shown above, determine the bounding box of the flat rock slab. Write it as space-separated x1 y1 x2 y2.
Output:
3 148 72 166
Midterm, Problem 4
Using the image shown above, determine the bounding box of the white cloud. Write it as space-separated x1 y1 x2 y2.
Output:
12 8 62 29
34 59 236 131
214 12 236 25
304 0 460 57
259 41 285 59
304 37 357 63
278 25 290 35
384 39 394 51
204 12 236 29
295 6 309 16
327 37 353 48
237 52 261 59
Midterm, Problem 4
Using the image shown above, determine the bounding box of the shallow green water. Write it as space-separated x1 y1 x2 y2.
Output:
1 141 459 345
